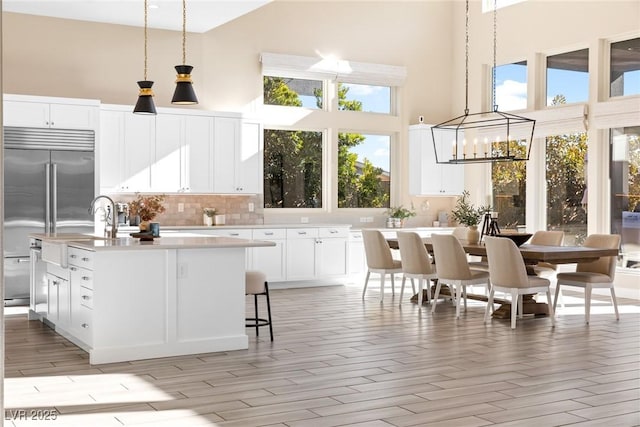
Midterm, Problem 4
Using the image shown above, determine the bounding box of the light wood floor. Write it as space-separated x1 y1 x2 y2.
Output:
4 282 640 426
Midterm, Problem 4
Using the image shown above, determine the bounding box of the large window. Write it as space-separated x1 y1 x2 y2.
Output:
610 126 640 269
610 37 640 97
263 129 323 208
338 133 390 208
547 49 589 105
493 61 528 111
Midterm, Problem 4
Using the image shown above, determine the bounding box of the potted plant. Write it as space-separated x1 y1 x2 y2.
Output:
203 208 216 226
128 193 166 231
387 205 416 228
450 191 486 243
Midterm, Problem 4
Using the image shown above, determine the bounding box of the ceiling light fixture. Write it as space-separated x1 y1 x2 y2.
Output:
171 0 198 105
133 0 157 115
431 0 535 164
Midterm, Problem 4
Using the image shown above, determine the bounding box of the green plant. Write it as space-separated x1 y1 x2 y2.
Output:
387 205 416 220
203 208 216 218
450 191 485 227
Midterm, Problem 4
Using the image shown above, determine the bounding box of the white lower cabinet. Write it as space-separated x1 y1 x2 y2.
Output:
348 230 367 279
285 228 319 280
285 227 349 281
69 262 94 346
251 229 286 282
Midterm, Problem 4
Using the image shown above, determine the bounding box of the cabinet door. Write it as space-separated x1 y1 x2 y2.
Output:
49 103 97 129
212 117 239 193
286 238 316 280
99 110 124 192
3 101 50 127
184 115 214 193
153 114 183 192
348 233 367 277
122 113 154 192
316 238 348 278
236 122 262 194
46 274 60 322
251 241 286 282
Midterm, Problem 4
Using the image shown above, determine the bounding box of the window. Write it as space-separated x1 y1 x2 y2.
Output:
263 129 323 208
493 61 527 111
338 83 391 114
610 37 640 97
546 49 589 105
491 161 526 229
338 133 390 208
610 126 640 269
263 76 323 109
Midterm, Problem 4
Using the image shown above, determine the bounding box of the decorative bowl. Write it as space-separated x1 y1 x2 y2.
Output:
495 232 533 247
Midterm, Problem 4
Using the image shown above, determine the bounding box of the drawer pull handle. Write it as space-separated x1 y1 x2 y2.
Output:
70 267 78 271
298 231 307 235
230 233 239 236
81 295 90 300
264 232 274 236
330 230 338 234
81 323 89 329
81 257 90 262
70 254 77 259
82 276 91 281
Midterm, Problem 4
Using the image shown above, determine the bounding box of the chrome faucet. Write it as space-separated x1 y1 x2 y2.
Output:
89 195 118 238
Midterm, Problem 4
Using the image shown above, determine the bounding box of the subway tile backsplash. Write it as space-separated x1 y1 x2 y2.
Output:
109 193 264 226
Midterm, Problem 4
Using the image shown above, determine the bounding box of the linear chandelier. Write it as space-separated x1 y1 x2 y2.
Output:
431 0 535 164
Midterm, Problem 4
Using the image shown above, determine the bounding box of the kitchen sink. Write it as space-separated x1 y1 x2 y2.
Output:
40 234 112 267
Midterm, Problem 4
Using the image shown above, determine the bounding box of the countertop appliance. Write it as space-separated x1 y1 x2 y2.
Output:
3 127 95 303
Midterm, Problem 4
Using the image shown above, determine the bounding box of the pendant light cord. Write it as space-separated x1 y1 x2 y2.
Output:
144 0 149 80
492 0 498 112
464 0 469 115
181 0 187 65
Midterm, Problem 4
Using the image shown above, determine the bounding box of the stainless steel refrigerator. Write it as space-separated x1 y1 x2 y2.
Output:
3 127 95 303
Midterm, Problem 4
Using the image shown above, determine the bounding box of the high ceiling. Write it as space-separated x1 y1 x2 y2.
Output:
2 0 271 33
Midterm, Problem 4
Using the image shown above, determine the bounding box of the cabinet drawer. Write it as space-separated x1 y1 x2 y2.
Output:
252 228 286 240
74 304 93 345
286 228 319 239
318 227 349 239
205 229 252 239
70 266 94 290
68 247 94 269
78 286 94 309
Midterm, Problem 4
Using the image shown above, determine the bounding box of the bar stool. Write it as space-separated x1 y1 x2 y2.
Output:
245 270 273 341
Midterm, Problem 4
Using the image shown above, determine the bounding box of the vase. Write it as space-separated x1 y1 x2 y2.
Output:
139 220 150 232
467 225 480 244
203 214 213 226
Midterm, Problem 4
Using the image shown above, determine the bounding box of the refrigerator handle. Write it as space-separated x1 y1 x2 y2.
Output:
52 163 58 233
45 163 51 233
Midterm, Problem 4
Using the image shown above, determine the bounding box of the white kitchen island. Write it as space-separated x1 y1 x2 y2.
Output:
31 234 275 365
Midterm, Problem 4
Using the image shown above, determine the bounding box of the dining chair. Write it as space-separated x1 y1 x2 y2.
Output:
529 230 565 278
451 226 488 272
554 233 621 324
362 229 403 302
396 231 438 307
430 233 490 317
484 236 555 329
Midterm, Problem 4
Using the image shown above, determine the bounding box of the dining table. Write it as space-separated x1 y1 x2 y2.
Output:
386 235 620 318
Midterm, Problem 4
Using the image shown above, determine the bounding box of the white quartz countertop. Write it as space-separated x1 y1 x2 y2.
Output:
30 233 275 252
117 224 353 232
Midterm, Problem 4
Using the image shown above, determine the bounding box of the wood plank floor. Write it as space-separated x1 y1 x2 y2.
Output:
4 282 640 426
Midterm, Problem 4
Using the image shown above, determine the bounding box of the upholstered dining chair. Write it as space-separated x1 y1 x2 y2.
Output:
396 231 438 307
529 230 565 279
362 229 403 302
451 226 489 272
430 233 490 317
484 236 555 329
554 234 621 324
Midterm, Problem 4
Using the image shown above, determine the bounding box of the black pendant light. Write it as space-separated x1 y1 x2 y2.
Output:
171 0 198 104
430 0 535 164
134 0 156 115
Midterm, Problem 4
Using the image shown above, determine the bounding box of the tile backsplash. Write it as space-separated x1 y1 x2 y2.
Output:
109 193 264 226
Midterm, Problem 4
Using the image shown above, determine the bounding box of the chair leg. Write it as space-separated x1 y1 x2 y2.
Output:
417 278 423 307
254 294 259 337
545 289 555 327
432 281 442 314
380 273 386 303
264 283 274 341
553 284 561 311
410 278 416 296
484 289 495 323
390 273 395 296
518 294 523 319
400 275 407 304
462 285 468 312
455 284 462 318
585 284 592 324
610 287 620 321
510 291 518 329
362 271 371 300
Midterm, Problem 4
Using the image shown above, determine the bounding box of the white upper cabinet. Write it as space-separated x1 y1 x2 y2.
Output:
213 117 262 194
99 107 153 193
408 124 464 196
152 112 214 193
4 95 98 130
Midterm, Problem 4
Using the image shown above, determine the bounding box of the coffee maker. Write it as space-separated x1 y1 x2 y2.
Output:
115 203 129 225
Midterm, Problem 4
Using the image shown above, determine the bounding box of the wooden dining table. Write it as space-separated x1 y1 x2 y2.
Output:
386 235 619 318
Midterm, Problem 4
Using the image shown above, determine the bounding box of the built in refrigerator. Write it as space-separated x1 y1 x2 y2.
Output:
3 127 95 303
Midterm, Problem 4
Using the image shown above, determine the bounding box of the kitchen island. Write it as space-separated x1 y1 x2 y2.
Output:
31 234 275 365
